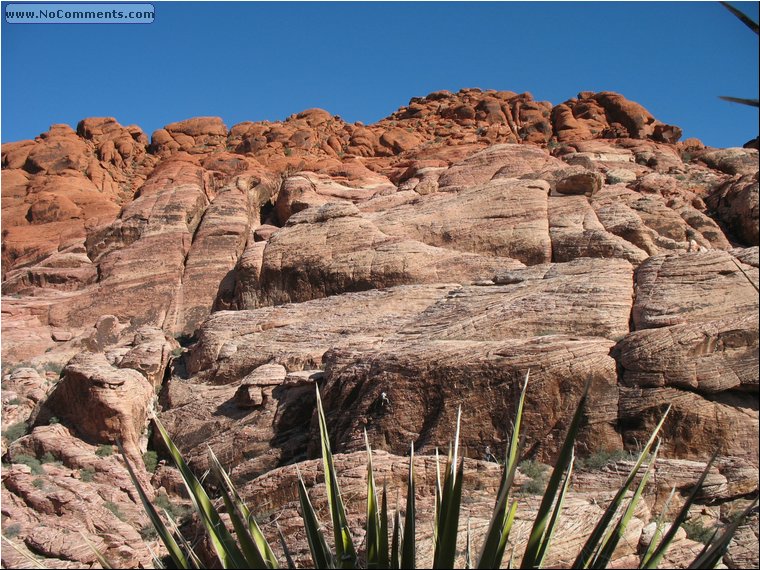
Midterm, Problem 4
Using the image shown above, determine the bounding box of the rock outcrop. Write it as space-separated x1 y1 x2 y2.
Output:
2 89 758 569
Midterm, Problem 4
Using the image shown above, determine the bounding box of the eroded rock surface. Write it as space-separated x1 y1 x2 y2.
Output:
2 88 758 568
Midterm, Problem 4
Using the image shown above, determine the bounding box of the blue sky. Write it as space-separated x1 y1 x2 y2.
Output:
2 1 758 147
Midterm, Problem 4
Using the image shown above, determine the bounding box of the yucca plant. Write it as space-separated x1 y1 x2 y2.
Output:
123 373 757 569
719 2 759 108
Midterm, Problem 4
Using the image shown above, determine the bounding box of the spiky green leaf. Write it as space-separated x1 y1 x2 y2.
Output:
153 418 248 568
316 387 357 568
522 380 591 569
573 406 671 569
401 444 416 569
117 441 190 569
297 467 334 569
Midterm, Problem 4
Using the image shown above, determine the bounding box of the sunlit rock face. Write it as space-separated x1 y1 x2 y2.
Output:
2 89 758 569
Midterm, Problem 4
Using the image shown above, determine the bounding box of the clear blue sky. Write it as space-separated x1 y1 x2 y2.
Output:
2 1 758 147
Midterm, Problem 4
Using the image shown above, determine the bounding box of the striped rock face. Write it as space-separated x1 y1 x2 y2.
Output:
2 89 757 569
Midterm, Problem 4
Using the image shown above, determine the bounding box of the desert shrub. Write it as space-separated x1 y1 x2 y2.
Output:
32 478 46 490
3 523 22 538
154 493 192 523
140 523 158 540
95 444 114 457
80 467 96 482
2 421 28 442
518 459 549 495
143 450 158 473
522 476 548 496
518 459 548 479
13 454 44 475
683 518 716 545
42 362 63 376
48 416 60 425
104 501 126 522
7 397 21 406
40 452 60 465
577 448 635 470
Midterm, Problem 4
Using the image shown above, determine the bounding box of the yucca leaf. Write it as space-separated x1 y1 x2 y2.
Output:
720 1 759 34
208 447 277 569
365 431 381 569
533 451 575 568
719 96 760 107
297 467 334 569
434 456 465 569
218 483 271 569
464 517 473 570
522 380 591 569
1 535 48 569
78 530 114 569
391 509 402 570
639 487 676 569
687 497 759 569
688 529 720 570
153 417 248 568
316 387 357 568
379 484 390 570
592 441 660 569
206 447 279 567
401 444 416 569
477 372 529 569
164 510 204 569
497 501 519 563
640 452 718 569
434 408 464 569
117 441 190 569
276 522 296 570
434 447 443 550
573 405 671 569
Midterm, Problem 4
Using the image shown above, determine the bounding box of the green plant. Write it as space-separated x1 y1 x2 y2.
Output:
140 523 159 540
95 444 114 458
48 416 60 425
171 347 183 358
42 362 63 376
7 397 21 406
104 501 127 522
577 448 635 470
13 454 44 475
80 468 96 482
143 450 159 473
283 147 292 157
2 361 32 376
719 2 759 107
683 518 716 545
3 524 21 538
2 421 28 442
154 493 193 524
123 374 757 569
40 452 60 465
32 478 46 490
519 459 548 480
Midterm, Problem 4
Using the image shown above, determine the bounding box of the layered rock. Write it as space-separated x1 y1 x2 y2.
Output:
2 88 758 569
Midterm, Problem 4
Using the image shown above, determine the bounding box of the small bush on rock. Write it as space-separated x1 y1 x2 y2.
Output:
13 454 44 475
2 422 27 442
95 444 113 457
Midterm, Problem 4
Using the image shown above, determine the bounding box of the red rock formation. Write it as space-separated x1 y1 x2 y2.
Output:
2 88 758 569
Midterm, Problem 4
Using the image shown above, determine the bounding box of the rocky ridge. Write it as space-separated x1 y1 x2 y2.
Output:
1 88 758 568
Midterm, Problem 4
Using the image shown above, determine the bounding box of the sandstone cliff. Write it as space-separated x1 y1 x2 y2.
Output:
1 88 758 568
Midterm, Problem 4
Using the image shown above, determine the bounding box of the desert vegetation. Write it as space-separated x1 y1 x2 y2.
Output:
121 377 756 569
